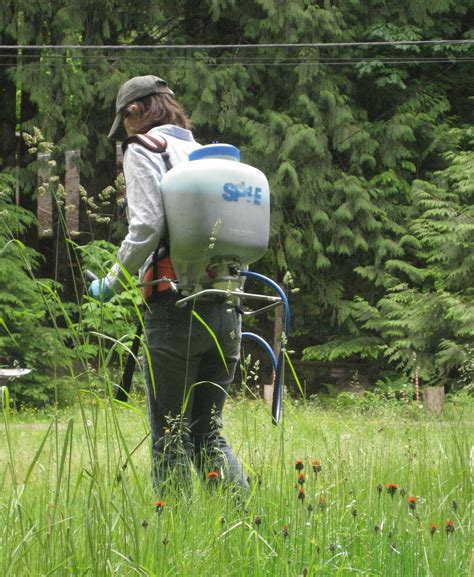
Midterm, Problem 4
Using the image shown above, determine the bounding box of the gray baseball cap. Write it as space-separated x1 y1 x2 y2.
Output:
108 75 174 138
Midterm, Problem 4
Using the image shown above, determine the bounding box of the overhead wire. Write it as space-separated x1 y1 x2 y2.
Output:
1 39 470 151
0 60 472 69
1 52 473 62
1 38 471 69
2 39 474 50
0 53 472 68
3 40 469 213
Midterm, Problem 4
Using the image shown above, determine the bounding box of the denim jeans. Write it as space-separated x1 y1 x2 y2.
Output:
143 293 248 492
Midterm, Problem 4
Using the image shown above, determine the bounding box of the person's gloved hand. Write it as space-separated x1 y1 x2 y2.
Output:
88 278 114 302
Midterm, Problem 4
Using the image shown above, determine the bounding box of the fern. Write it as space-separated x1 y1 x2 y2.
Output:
303 336 383 362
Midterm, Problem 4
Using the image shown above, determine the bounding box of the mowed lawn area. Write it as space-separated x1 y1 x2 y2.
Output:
1 396 472 576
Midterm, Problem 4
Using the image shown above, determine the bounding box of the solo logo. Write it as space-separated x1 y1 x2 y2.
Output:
222 183 262 205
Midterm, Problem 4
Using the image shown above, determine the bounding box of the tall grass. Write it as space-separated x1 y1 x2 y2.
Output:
1 149 472 575
1 393 472 576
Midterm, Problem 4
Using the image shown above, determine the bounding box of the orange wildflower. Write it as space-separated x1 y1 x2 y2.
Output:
387 483 397 496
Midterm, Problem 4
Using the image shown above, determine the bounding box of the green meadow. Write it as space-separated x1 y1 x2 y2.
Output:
1 395 472 576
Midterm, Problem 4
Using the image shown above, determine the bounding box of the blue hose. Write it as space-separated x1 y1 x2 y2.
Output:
240 270 290 424
241 332 278 370
240 270 291 334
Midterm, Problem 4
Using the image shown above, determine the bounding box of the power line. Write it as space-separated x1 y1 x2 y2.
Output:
2 52 473 63
2 39 474 51
0 58 472 69
1 50 472 68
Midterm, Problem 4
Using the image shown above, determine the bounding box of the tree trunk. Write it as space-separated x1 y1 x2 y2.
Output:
423 386 445 414
0 43 17 172
18 64 39 251
52 150 81 299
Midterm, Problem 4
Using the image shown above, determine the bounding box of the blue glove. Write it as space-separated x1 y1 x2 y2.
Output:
88 278 114 302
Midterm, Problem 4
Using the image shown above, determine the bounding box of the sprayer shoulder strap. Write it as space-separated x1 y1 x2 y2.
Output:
122 134 173 171
123 133 176 300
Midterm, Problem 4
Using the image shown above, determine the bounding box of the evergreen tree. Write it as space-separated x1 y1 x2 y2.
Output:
305 126 473 388
1 0 473 392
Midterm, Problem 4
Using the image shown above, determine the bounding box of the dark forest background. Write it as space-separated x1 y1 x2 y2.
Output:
1 0 472 404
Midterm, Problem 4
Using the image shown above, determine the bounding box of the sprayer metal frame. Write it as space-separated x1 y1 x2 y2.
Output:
140 279 282 317
176 287 281 314
142 270 291 425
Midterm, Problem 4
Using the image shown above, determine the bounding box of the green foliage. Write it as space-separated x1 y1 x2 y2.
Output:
77 240 142 361
303 335 383 362
0 172 71 406
307 128 473 388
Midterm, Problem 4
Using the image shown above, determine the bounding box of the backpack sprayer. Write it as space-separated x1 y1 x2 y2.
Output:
88 144 290 425
159 143 290 425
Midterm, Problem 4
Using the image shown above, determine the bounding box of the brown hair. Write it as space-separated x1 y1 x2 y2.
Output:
124 93 191 133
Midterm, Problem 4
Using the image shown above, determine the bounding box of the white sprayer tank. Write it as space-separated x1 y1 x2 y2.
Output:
160 144 270 292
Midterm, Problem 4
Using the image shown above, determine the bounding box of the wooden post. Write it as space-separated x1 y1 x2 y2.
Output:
263 384 273 405
423 386 445 414
52 150 80 297
265 283 285 405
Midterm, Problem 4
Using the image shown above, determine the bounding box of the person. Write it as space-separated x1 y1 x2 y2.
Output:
88 75 249 493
